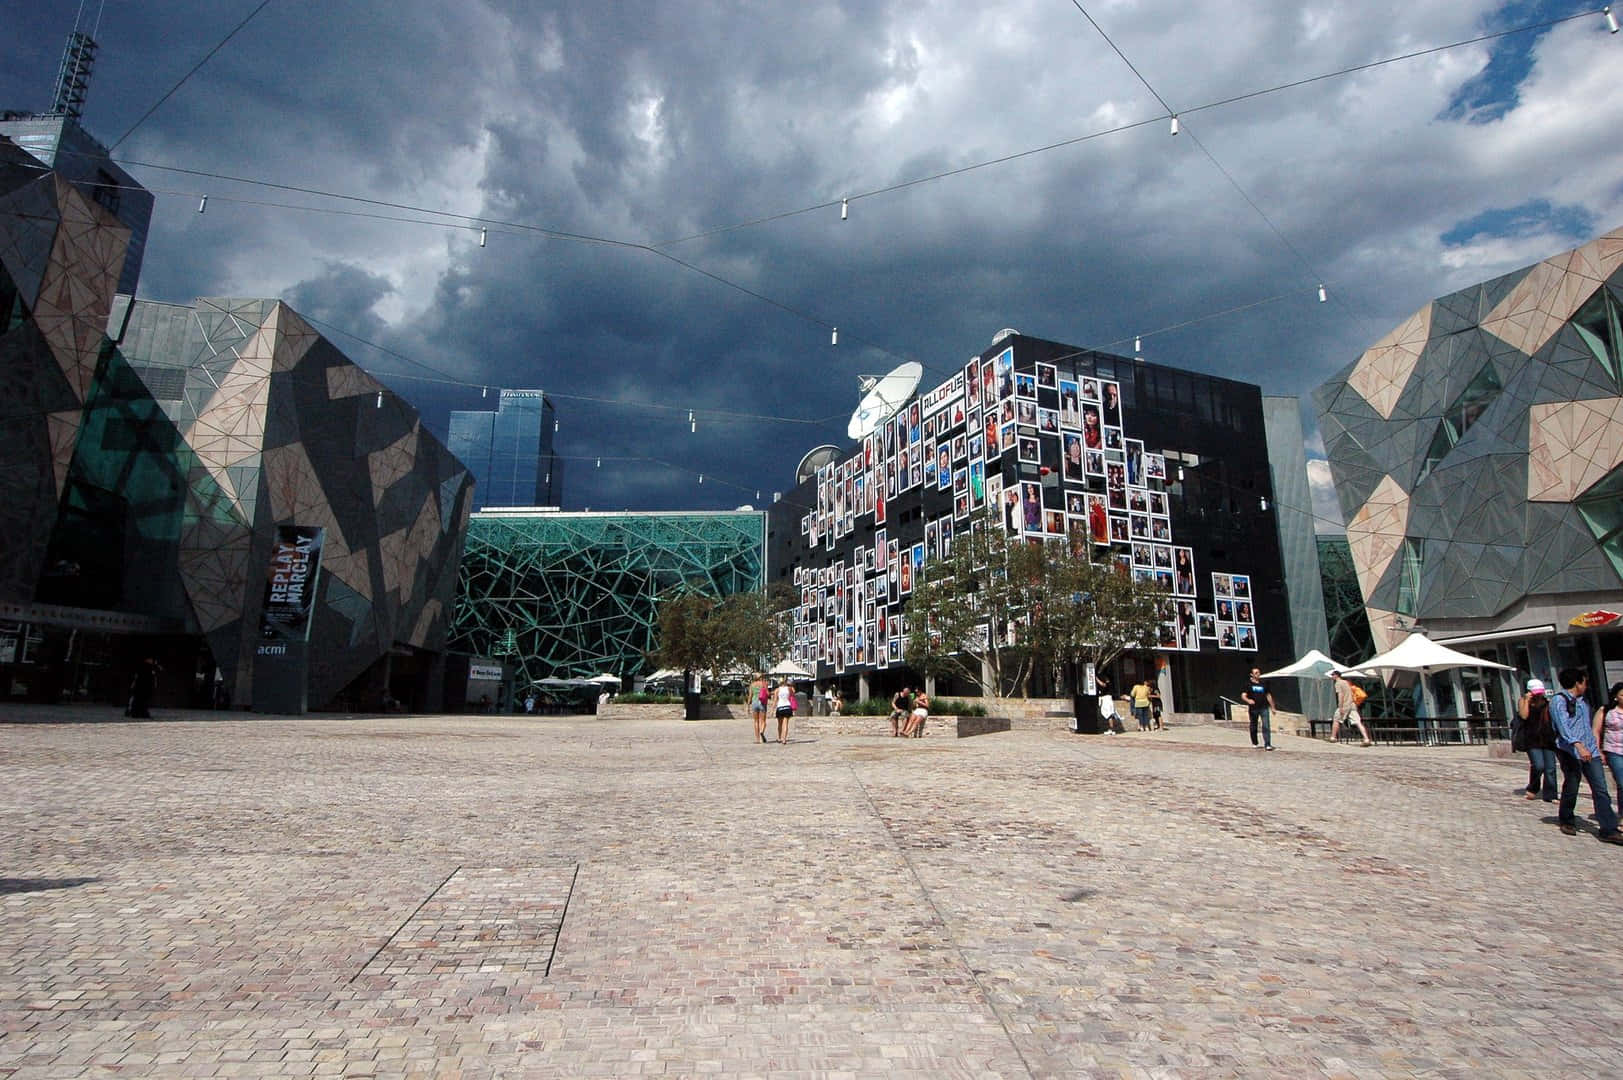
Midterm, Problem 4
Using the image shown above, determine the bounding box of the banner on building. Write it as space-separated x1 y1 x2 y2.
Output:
260 525 326 642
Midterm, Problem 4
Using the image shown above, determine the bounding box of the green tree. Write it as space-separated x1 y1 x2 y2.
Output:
1030 537 1165 679
652 585 795 687
905 509 1165 698
711 583 796 675
904 508 1048 699
651 590 724 690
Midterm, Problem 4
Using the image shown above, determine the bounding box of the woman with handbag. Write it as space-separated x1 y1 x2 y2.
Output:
1518 678 1558 802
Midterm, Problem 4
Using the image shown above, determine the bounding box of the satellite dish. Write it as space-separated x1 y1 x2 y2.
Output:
991 327 1020 345
796 445 843 485
847 361 923 440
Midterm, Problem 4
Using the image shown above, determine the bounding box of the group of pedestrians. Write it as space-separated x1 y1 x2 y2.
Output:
888 686 929 737
747 673 799 745
1515 667 1623 844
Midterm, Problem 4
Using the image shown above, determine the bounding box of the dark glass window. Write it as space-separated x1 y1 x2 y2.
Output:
1416 361 1502 483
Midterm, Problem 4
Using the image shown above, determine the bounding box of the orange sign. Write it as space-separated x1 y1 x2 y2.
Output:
1568 610 1622 629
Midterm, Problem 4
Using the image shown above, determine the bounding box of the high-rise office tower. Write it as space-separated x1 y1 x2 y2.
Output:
448 389 561 510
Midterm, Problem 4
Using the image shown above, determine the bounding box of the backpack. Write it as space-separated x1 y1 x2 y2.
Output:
1349 683 1368 707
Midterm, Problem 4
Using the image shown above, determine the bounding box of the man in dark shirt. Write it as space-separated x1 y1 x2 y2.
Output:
890 687 912 738
1241 667 1275 750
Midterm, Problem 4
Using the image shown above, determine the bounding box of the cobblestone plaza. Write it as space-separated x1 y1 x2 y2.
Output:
4 711 1621 1077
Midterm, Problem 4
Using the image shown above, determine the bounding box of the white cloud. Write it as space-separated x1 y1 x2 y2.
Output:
1305 458 1345 535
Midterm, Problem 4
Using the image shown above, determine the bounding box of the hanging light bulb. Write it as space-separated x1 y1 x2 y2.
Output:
1259 496 1269 511
840 197 848 221
375 391 383 408
554 420 559 433
1169 114 1179 135
1176 465 1185 481
197 195 207 214
1318 284 1327 303
478 228 487 248
1134 335 1141 354
481 385 487 398
831 327 838 346
1607 5 1619 33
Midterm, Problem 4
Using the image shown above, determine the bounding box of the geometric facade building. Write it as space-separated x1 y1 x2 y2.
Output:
109 297 476 710
0 113 153 297
1314 225 1623 716
0 138 474 711
449 509 765 694
448 389 561 510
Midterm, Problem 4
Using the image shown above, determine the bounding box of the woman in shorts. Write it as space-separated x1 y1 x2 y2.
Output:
749 674 769 744
905 689 929 738
774 681 797 744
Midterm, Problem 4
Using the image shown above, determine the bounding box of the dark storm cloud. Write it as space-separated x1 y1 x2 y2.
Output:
5 1 1621 515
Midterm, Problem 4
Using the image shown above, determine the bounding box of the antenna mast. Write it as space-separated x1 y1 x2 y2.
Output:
50 30 99 119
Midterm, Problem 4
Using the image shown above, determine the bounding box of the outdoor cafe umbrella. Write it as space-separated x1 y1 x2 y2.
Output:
1260 649 1369 680
1350 631 1514 717
587 672 622 685
767 658 814 680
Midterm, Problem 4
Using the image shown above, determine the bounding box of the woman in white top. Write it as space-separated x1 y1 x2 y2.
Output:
774 682 796 744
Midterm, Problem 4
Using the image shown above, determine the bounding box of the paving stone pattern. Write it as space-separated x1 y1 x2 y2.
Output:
2 708 1621 1078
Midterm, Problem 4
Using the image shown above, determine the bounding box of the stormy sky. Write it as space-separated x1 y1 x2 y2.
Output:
5 1 1620 526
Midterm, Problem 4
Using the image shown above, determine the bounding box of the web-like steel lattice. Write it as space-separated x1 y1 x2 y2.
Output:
450 512 764 685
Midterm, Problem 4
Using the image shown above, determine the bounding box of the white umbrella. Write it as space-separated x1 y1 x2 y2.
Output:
1352 631 1514 674
1260 649 1371 680
1351 631 1514 719
768 658 814 679
587 672 621 685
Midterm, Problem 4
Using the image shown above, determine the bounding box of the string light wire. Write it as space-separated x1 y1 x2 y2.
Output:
109 0 278 150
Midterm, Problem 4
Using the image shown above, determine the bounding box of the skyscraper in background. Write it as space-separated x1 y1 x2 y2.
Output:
448 389 561 510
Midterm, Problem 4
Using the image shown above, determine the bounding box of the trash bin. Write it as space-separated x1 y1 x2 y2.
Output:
1072 692 1104 734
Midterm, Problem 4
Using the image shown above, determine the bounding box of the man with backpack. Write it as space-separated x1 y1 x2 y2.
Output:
1329 671 1373 746
1548 667 1623 844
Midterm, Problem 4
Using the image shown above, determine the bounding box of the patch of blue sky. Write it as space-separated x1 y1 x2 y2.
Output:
1440 200 1596 247
1440 0 1573 123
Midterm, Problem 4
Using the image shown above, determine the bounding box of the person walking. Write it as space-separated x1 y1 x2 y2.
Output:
1549 667 1623 842
1602 682 1623 816
1328 671 1373 746
1241 667 1275 750
1516 678 1558 802
773 680 797 745
1130 678 1153 731
749 673 770 744
125 657 161 719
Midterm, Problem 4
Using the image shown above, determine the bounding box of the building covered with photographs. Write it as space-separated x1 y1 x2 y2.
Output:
1315 226 1623 721
765 331 1295 712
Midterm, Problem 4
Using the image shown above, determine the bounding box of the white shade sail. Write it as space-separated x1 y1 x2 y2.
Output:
1352 631 1515 674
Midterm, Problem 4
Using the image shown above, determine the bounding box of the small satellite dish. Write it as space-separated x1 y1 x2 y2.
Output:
991 327 1020 345
847 361 923 440
796 445 843 485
